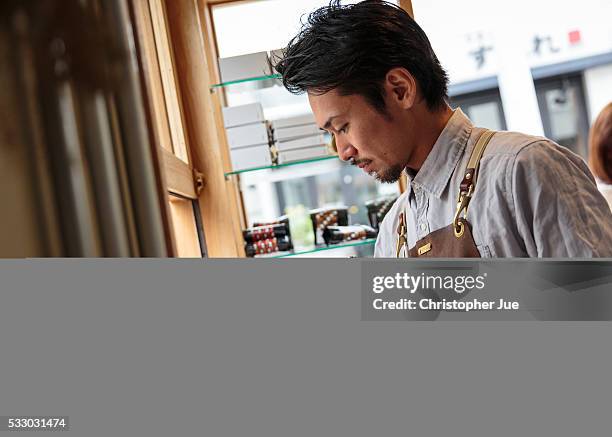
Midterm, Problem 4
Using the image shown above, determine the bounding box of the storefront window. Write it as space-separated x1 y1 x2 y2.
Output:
535 75 590 158
412 0 612 144
450 89 507 131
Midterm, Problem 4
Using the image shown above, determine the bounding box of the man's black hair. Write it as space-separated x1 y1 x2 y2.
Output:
272 0 449 114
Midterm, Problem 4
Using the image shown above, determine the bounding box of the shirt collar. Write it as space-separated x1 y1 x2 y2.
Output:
406 108 473 198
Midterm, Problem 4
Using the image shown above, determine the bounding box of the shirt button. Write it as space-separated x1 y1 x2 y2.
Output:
420 223 427 231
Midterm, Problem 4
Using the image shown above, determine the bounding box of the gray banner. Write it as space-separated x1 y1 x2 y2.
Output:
1 260 612 436
362 260 612 320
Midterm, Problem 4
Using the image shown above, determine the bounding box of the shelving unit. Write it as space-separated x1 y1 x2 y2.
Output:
256 238 376 258
224 155 340 177
211 68 393 258
211 74 281 89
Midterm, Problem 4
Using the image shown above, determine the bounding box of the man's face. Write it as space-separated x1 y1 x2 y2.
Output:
308 89 410 183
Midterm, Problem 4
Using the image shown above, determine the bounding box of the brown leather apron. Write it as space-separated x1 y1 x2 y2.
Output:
396 129 496 258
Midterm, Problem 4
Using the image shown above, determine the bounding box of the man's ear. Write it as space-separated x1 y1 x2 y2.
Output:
384 67 417 110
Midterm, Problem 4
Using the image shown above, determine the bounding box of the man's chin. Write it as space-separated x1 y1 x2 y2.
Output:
372 165 404 184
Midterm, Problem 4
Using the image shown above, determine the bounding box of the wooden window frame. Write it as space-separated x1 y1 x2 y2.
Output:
132 0 248 257
131 0 202 257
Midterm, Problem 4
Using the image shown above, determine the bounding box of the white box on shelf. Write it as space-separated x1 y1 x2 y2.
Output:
274 123 322 141
226 122 270 149
230 144 272 172
218 52 271 83
277 146 329 164
271 113 317 130
222 103 265 128
275 134 327 152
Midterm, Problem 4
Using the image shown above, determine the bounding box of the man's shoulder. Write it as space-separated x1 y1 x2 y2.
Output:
483 130 554 158
480 130 588 178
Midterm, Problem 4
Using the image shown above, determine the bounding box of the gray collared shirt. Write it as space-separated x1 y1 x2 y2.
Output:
374 109 612 257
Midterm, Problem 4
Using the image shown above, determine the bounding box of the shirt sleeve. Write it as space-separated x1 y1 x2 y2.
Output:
510 141 612 257
374 212 394 257
374 199 403 258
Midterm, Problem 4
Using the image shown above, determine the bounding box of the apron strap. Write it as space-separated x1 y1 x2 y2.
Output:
453 129 496 238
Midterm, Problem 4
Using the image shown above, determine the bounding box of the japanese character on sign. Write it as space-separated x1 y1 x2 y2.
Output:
533 35 560 55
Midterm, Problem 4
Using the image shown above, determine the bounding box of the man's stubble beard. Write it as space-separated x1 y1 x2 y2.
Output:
372 164 404 184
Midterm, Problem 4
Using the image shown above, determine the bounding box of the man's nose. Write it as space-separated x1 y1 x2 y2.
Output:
334 134 358 162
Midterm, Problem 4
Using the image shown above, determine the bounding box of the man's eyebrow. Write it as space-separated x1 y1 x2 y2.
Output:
322 115 340 130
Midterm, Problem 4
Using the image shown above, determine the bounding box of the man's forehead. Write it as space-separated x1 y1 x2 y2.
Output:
308 90 350 127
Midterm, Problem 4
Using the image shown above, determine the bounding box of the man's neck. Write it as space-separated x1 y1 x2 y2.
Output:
407 104 454 172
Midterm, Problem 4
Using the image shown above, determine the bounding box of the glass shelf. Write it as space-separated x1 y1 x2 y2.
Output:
225 155 340 177
211 74 281 89
256 238 377 258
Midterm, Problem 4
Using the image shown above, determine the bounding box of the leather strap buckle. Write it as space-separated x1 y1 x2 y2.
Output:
452 129 495 238
396 212 408 257
453 186 472 238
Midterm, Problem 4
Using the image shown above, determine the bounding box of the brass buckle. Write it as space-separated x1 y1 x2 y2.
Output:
454 219 465 238
396 212 407 257
453 184 473 238
417 242 432 256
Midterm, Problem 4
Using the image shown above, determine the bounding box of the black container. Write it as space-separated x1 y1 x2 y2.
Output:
322 225 378 245
243 223 290 244
365 196 397 229
309 207 349 245
245 236 292 257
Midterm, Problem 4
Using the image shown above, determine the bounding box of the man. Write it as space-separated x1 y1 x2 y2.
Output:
272 0 612 257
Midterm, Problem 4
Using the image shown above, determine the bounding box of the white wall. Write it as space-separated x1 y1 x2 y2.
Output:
496 25 544 135
213 0 398 58
412 0 612 82
584 64 612 123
